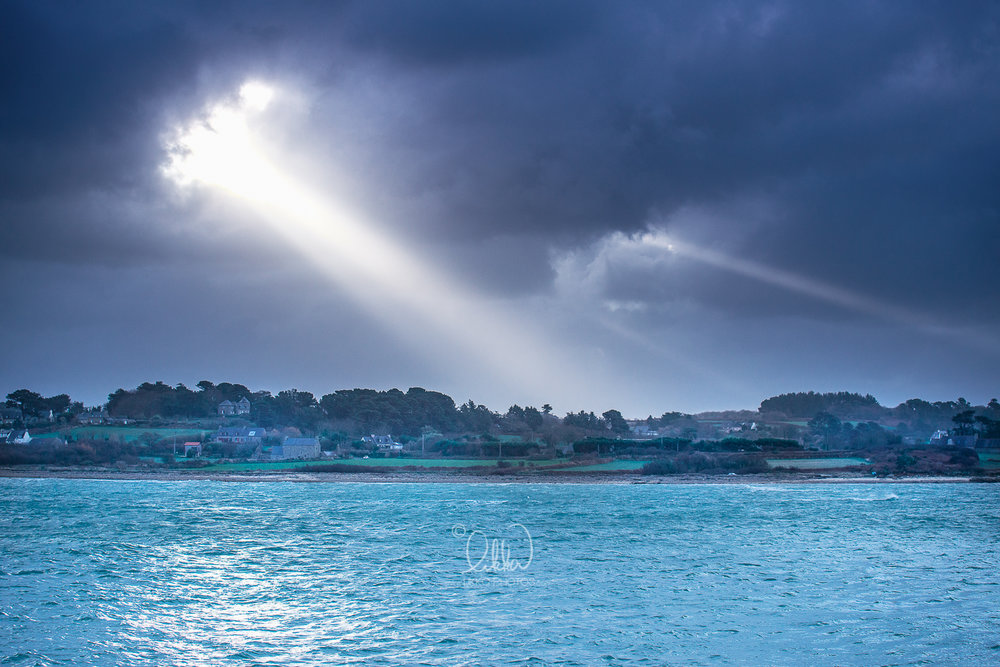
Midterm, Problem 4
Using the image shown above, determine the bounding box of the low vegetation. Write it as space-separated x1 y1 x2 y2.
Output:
641 453 769 475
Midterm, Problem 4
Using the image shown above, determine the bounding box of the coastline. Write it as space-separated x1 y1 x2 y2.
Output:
0 467 981 484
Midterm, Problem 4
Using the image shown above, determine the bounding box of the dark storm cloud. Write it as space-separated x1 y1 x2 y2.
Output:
5 2 996 255
1 0 998 412
297 0 1000 321
339 0 597 65
0 2 200 199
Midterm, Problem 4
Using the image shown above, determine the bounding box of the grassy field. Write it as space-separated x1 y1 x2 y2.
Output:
767 457 870 469
978 451 1000 469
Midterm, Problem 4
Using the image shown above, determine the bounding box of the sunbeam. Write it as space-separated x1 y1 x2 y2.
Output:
163 81 586 404
639 231 995 353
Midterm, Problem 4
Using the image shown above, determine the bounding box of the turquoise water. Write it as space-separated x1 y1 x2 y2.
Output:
2 480 998 665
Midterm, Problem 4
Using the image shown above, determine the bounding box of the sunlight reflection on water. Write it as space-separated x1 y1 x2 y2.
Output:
1 480 999 665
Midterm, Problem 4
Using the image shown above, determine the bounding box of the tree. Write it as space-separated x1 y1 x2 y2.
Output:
524 406 544 431
602 409 629 435
848 421 898 449
6 389 45 417
319 387 462 436
457 400 496 433
760 391 884 419
952 410 976 436
505 405 526 421
808 412 843 449
499 405 529 433
275 389 323 431
541 404 553 415
43 394 71 415
975 415 1000 439
563 410 602 430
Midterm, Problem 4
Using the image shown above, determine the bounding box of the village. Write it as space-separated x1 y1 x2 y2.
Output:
2 385 998 477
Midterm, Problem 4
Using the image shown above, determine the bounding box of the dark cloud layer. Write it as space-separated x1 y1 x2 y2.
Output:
1 1 997 412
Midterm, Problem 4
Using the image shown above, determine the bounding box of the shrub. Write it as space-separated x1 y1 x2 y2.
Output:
641 452 769 475
297 463 372 473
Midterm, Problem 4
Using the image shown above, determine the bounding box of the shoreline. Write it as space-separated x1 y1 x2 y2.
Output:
0 467 983 484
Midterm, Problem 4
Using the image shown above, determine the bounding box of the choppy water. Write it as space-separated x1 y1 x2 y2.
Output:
1 480 998 665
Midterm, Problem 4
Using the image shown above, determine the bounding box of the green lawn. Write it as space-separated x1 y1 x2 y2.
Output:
767 457 870 469
978 451 1000 469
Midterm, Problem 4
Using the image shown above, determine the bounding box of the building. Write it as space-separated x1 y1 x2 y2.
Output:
929 429 949 444
1 407 23 424
215 426 266 445
363 434 404 452
630 424 658 438
75 410 109 425
218 397 252 417
5 430 31 444
930 430 978 447
182 442 202 457
271 436 321 460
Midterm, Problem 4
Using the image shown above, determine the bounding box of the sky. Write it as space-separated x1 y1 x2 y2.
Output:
1 1 998 417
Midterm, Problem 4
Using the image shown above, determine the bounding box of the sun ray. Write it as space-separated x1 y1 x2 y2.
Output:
642 232 995 353
162 82 588 404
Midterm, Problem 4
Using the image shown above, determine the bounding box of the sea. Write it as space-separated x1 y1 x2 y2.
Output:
1 479 998 665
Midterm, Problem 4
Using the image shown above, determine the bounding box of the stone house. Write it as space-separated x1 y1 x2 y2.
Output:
218 397 251 417
271 436 321 460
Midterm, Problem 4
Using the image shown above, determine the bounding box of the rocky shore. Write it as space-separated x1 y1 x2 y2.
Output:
0 466 981 484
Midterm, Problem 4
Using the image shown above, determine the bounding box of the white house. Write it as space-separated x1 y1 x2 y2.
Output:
363 434 404 452
7 430 31 444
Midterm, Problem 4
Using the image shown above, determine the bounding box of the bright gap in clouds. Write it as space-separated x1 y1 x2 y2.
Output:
162 80 591 406
239 81 274 111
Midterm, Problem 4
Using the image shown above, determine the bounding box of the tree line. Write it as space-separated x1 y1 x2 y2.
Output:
6 383 999 442
761 391 1000 425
